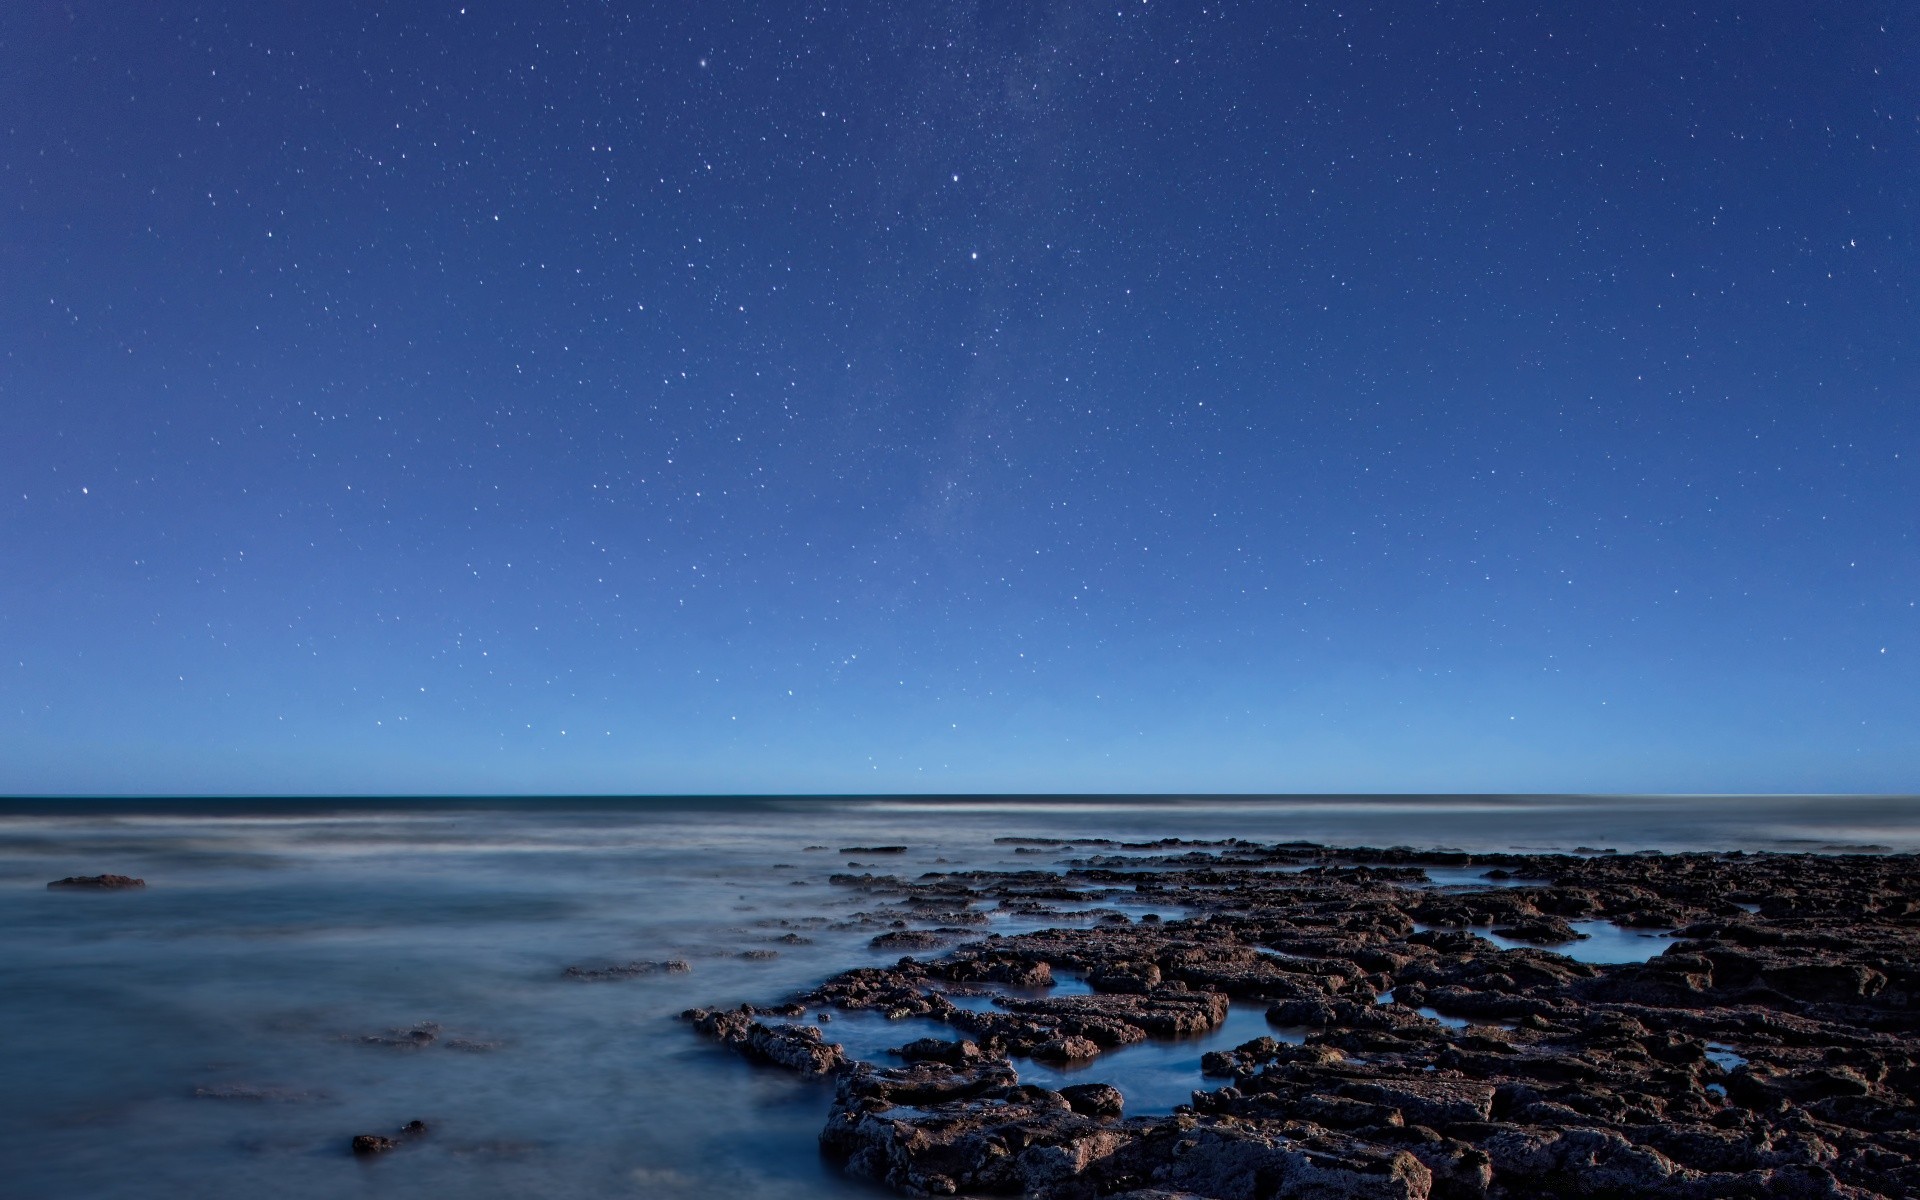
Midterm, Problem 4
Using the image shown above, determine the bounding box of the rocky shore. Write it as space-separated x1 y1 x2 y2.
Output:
685 840 1919 1199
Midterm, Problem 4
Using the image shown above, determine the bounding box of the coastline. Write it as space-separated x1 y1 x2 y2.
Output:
687 839 1919 1199
6 800 1917 1199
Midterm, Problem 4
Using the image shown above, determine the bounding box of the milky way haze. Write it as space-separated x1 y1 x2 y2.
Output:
3 3 1914 795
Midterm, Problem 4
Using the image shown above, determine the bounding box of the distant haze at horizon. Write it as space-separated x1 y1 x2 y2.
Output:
2 3 1914 796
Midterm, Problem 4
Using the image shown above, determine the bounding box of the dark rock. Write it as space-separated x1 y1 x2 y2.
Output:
47 874 145 890
683 1007 846 1074
821 1081 1131 1197
869 930 954 952
562 958 691 981
840 1060 1020 1106
350 1134 396 1155
193 1083 318 1102
889 1037 982 1066
356 1023 439 1049
682 841 1920 1200
1060 1082 1125 1118
1032 1035 1102 1063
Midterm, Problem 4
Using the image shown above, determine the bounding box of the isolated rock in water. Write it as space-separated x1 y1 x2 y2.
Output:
357 1024 439 1049
841 846 909 854
47 874 145 890
562 958 691 981
683 1007 847 1074
193 1083 320 1103
350 1119 428 1157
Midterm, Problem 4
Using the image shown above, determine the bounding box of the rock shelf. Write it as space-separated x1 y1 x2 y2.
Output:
685 842 1920 1198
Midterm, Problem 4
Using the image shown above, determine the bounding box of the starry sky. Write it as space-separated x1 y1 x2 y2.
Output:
2 2 1914 797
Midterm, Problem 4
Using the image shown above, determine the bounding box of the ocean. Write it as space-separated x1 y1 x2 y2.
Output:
2 794 1914 1198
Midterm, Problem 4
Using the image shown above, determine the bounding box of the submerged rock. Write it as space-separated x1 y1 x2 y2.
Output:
356 1023 439 1049
562 958 691 981
349 1118 428 1156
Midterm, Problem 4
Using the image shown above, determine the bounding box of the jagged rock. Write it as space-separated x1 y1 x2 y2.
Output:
683 1007 846 1074
348 1119 428 1157
1483 1126 1679 1194
1060 1083 1125 1118
840 1060 1020 1106
822 1083 1134 1197
683 843 1920 1200
1032 1035 1102 1063
1142 1125 1434 1200
871 930 957 951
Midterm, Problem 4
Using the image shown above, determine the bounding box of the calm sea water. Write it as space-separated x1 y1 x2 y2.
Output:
2 794 1914 1199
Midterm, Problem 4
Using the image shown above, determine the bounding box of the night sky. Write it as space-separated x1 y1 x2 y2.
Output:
3 3 1914 796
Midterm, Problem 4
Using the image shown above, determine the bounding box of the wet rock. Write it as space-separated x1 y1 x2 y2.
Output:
1490 917 1583 945
1032 1034 1102 1063
562 958 691 981
1483 1126 1679 1194
870 930 956 952
1089 961 1163 993
1143 1125 1434 1200
890 1037 983 1066
1059 1082 1125 1118
686 842 1920 1200
193 1083 319 1102
821 1082 1132 1197
47 874 145 889
356 1023 439 1049
683 1007 846 1074
1335 1079 1496 1126
349 1119 429 1157
841 1059 1020 1106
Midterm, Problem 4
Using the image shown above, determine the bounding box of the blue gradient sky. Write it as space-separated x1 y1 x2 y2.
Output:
3 2 1915 795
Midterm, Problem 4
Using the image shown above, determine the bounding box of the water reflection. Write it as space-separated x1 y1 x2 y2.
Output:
824 975 1295 1118
1413 920 1677 964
